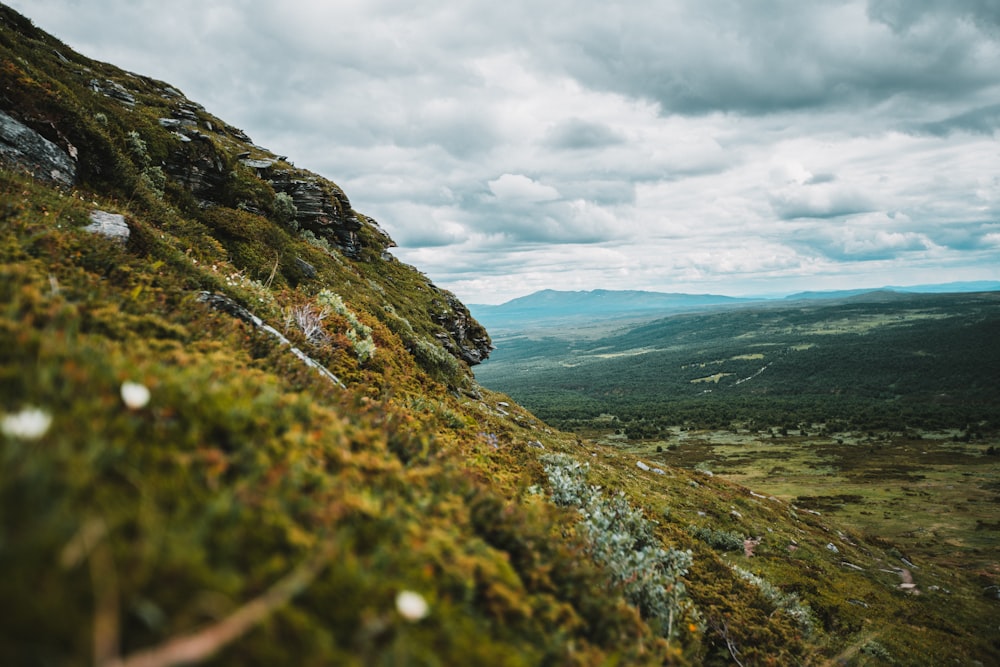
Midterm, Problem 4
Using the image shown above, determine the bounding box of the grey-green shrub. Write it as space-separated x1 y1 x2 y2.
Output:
540 453 700 641
316 289 376 363
732 565 815 635
274 192 298 228
688 525 745 552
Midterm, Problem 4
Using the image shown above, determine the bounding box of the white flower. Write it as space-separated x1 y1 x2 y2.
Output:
395 590 429 621
2 407 53 440
121 381 151 409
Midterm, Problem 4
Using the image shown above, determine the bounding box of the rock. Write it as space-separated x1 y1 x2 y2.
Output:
294 256 317 279
158 118 185 129
225 124 253 143
163 137 227 199
428 290 492 366
89 78 136 107
84 211 129 242
197 291 344 389
826 542 839 553
240 158 274 170
0 110 77 186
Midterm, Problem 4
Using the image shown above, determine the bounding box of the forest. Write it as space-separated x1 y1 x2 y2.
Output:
474 291 1000 437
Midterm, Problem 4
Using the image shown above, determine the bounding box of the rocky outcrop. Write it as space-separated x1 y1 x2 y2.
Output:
88 78 136 107
163 132 228 201
0 5 489 371
261 165 365 257
431 289 493 366
0 110 76 186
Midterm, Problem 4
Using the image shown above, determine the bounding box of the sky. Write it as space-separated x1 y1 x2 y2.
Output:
9 0 1000 304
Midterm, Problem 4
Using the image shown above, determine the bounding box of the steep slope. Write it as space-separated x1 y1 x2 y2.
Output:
1 6 997 666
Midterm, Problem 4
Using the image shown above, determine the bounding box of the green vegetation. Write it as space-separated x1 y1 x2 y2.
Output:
475 291 1000 663
2 5 999 665
540 453 699 643
476 293 1000 433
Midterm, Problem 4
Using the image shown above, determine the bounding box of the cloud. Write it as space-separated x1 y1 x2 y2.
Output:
537 0 1000 117
867 0 1000 33
8 0 1000 304
915 103 1000 136
544 118 625 150
488 174 561 203
770 185 875 220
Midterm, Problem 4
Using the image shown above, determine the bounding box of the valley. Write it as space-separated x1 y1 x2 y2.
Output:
475 288 1000 661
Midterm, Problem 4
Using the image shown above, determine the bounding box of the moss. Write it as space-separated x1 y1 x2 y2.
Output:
2 5 997 665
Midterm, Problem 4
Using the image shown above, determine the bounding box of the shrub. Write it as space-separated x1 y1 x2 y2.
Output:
412 337 461 386
285 303 330 346
688 525 745 552
316 289 376 363
540 453 700 641
731 566 816 636
274 191 297 228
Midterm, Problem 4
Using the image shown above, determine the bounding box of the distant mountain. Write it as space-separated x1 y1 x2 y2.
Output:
783 281 1000 301
469 289 758 333
471 283 1000 335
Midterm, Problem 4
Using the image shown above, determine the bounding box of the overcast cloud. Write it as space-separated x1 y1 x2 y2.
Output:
9 0 1000 303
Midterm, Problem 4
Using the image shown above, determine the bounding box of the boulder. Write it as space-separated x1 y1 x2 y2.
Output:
0 110 76 186
84 211 129 243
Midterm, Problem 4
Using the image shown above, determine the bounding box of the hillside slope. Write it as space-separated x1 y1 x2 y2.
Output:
1 6 997 665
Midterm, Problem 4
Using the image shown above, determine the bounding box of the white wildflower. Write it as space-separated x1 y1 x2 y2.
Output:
2 407 52 440
121 381 151 409
395 590 429 621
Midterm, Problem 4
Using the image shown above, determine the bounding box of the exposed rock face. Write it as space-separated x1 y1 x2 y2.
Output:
89 78 136 107
84 210 130 243
431 289 493 366
163 131 227 201
0 6 491 370
261 169 365 257
0 110 76 186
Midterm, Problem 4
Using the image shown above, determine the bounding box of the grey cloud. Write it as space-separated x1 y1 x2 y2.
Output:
868 0 1000 33
915 103 1000 136
770 186 874 221
794 226 932 261
805 173 837 185
918 221 1000 250
558 180 636 206
10 0 1000 304
544 118 625 150
537 0 1000 117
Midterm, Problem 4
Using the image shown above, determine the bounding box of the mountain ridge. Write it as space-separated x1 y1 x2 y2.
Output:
470 283 1000 334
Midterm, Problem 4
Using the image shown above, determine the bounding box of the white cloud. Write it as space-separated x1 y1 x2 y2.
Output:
7 0 1000 304
488 174 561 203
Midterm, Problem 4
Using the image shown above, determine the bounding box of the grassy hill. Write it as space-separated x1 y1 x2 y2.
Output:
2 5 999 665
